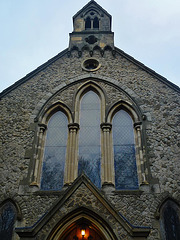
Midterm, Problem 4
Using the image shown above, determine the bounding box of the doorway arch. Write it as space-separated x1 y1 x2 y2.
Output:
47 207 118 240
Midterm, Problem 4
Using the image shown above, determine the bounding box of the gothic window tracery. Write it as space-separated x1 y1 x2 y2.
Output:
33 83 145 191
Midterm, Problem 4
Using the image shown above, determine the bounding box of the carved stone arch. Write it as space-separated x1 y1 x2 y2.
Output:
71 46 80 52
84 8 101 18
47 207 117 240
30 73 141 124
40 101 73 125
70 46 80 57
93 45 101 51
157 198 180 240
81 45 90 52
106 100 141 123
93 45 102 56
104 45 113 52
16 174 150 239
0 198 22 221
74 80 106 123
155 196 180 220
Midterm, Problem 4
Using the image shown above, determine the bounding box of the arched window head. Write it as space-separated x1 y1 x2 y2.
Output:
0 202 16 239
160 200 180 240
41 111 68 190
93 17 99 29
85 17 91 30
112 110 138 190
78 91 101 188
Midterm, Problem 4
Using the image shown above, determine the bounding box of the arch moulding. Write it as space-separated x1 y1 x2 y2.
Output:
30 73 140 124
48 207 117 240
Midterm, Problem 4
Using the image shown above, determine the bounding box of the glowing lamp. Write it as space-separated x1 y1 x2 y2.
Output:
81 229 85 238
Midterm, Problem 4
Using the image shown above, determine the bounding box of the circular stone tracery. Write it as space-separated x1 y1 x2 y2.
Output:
82 58 101 72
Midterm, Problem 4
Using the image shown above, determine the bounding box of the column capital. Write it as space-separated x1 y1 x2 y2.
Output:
134 121 142 130
100 123 112 130
68 123 80 131
38 123 47 132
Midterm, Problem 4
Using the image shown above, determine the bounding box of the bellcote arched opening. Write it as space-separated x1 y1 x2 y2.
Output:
85 16 99 30
85 17 91 30
93 17 99 29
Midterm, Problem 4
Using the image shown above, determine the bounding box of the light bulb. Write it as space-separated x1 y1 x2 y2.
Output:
81 229 85 237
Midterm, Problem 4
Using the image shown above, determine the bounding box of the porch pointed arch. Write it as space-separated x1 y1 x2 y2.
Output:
48 207 117 240
16 174 150 239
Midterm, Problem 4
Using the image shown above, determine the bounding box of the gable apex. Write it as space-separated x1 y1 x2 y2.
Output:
16 174 150 238
73 0 112 21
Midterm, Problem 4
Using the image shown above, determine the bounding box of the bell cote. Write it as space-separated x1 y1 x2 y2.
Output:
69 0 114 52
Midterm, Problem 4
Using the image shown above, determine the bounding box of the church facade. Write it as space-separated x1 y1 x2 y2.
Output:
0 1 180 239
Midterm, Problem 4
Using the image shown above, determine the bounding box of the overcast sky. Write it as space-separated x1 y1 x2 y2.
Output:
0 0 180 93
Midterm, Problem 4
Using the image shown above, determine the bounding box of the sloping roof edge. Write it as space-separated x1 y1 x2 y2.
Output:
115 46 180 93
0 46 179 99
0 48 68 98
15 174 150 238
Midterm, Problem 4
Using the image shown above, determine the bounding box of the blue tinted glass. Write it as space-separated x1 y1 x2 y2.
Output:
41 111 68 190
113 110 138 189
0 203 16 240
78 91 101 188
164 205 180 240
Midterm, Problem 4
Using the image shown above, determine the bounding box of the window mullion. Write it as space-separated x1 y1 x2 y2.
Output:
134 122 148 185
64 123 79 185
101 123 114 185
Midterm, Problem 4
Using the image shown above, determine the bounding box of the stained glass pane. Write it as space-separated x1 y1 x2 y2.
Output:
0 203 16 240
113 110 138 189
41 111 68 190
78 91 101 188
164 205 180 240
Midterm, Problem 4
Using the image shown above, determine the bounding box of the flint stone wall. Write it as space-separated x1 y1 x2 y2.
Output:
0 49 179 239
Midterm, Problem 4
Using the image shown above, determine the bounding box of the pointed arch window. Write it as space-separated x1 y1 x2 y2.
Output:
93 17 99 29
160 200 180 240
32 83 146 191
78 91 101 188
112 110 138 190
41 111 68 190
0 202 16 240
85 17 91 29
